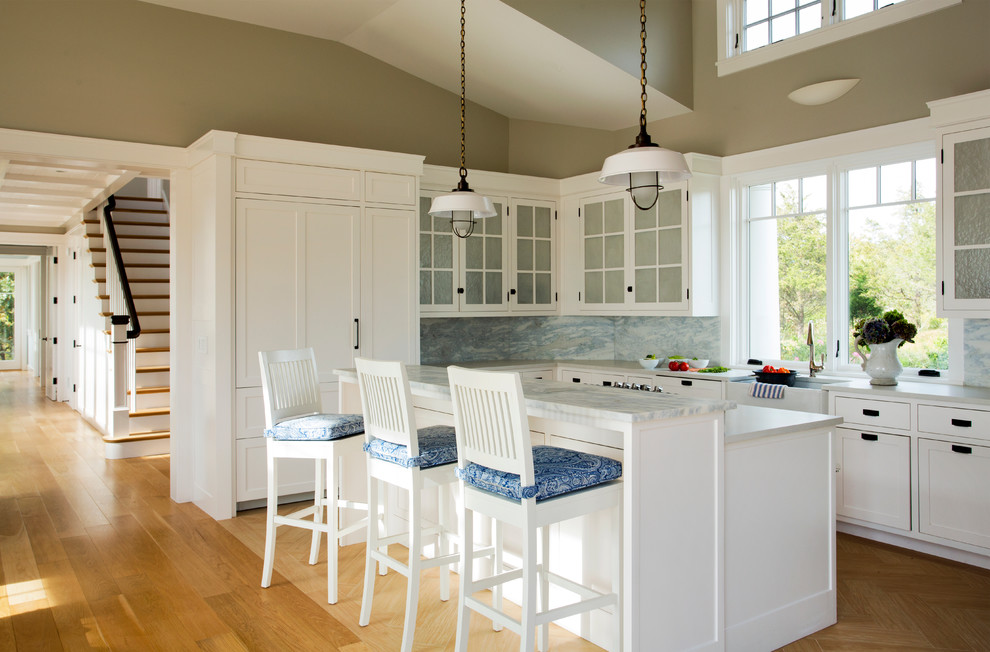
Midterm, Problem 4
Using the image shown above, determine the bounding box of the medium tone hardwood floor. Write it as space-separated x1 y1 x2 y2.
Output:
1 370 988 651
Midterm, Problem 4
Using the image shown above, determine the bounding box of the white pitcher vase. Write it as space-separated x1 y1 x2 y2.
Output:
854 338 903 385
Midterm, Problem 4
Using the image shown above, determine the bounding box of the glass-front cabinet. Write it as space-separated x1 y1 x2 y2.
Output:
418 191 557 316
940 125 990 316
581 187 690 312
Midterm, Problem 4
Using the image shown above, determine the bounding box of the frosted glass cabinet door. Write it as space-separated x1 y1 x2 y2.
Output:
941 126 990 315
459 196 509 312
582 193 628 308
511 198 556 311
418 193 458 313
632 188 688 309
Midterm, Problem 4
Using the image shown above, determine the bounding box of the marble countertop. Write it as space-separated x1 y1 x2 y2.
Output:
725 405 842 444
445 358 755 381
824 379 990 405
336 364 737 424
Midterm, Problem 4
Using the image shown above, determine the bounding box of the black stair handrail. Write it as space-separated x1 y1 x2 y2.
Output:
103 195 141 339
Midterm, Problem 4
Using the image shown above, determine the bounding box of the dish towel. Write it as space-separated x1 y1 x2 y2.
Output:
751 382 786 399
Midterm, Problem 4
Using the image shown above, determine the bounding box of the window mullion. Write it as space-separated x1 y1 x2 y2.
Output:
829 163 850 373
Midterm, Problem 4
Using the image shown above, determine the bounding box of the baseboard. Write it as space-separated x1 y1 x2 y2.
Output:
837 522 990 570
104 436 169 460
725 589 836 652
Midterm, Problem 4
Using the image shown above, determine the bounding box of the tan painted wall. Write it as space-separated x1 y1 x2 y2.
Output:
1 0 987 180
0 0 510 173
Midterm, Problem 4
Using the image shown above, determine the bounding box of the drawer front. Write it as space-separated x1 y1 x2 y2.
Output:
835 427 911 530
236 159 361 201
918 404 990 441
549 434 623 464
365 172 416 205
519 369 554 381
833 396 911 431
653 376 723 400
918 438 990 549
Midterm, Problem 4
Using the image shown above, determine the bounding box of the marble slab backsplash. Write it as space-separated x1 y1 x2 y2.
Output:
964 319 990 388
420 316 721 365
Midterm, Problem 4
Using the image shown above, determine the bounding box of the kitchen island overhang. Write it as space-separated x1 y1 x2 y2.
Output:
335 365 840 652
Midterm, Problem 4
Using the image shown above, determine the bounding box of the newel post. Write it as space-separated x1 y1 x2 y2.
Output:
110 315 131 438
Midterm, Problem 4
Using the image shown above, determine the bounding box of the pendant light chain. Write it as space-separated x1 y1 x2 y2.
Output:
639 0 648 131
459 0 468 183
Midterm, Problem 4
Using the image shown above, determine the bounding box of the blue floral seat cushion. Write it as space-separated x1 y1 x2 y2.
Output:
456 445 622 501
265 413 364 441
364 425 459 469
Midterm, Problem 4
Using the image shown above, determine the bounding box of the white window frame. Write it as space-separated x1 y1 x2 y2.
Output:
717 0 961 76
729 141 963 383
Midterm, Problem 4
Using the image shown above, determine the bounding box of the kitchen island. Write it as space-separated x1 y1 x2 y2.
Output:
336 366 840 651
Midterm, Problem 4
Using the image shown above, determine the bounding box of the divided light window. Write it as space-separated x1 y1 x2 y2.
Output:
741 151 946 375
720 0 958 73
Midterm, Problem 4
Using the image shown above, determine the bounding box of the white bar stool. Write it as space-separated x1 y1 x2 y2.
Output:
354 357 467 652
258 348 374 604
447 365 623 652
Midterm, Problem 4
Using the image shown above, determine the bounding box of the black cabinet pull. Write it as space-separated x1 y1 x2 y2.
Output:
457 287 465 294
951 418 972 428
861 433 879 441
572 377 581 383
862 409 880 417
603 381 613 386
627 286 633 293
681 380 693 387
509 288 516 295
354 318 359 350
952 444 972 454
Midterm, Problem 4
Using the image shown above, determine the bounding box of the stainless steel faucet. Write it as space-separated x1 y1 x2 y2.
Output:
807 322 825 377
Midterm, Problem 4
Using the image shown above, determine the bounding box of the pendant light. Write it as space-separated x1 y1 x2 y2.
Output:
429 0 496 239
599 0 691 211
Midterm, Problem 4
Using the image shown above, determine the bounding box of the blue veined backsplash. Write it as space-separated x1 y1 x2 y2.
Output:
965 319 990 387
420 316 721 365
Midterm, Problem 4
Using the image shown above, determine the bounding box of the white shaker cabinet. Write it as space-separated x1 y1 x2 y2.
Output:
918 438 990 549
930 90 990 317
235 199 361 388
835 427 912 531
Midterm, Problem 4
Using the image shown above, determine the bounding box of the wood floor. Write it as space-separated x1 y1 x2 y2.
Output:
1 371 989 651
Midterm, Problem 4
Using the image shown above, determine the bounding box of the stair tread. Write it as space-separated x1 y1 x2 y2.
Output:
136 347 169 353
98 294 170 299
91 263 170 269
112 207 168 214
94 279 168 283
115 196 164 202
89 247 169 254
132 386 170 394
131 407 170 417
100 311 168 317
136 365 169 373
103 431 170 443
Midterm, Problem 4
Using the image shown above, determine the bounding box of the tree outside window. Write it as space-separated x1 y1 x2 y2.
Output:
0 272 14 361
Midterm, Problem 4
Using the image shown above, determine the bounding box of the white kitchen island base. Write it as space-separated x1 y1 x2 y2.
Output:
336 368 839 651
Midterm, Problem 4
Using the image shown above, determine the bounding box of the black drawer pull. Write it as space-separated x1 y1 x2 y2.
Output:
952 444 972 455
862 409 880 417
602 381 613 386
951 418 972 428
861 433 879 441
572 378 581 383
681 380 693 387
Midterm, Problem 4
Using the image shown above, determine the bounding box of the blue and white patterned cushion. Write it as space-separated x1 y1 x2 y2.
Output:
364 425 459 468
265 413 364 441
456 445 622 501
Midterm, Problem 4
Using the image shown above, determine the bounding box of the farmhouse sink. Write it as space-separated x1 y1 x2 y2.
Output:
727 375 847 413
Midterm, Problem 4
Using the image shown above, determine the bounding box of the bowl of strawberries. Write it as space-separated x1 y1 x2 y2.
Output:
753 365 798 386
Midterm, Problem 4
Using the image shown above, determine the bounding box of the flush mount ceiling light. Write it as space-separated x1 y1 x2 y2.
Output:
428 0 496 239
788 79 861 106
599 0 691 211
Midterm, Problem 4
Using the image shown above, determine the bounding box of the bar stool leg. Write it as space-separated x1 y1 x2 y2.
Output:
379 484 389 575
359 473 379 627
454 501 474 652
326 454 339 604
521 516 538 652
493 518 503 632
439 483 450 602
400 475 423 652
309 458 324 566
539 525 550 652
261 446 277 588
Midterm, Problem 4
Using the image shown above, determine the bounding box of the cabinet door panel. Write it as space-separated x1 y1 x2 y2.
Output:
235 199 359 387
236 200 300 387
835 427 910 530
459 198 508 312
362 208 417 363
304 205 361 380
918 438 990 548
511 199 556 312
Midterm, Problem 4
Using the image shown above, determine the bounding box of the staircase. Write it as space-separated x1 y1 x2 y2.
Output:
84 195 170 447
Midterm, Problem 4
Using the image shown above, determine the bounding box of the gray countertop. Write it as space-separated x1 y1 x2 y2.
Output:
823 379 990 406
336 364 736 424
724 405 842 443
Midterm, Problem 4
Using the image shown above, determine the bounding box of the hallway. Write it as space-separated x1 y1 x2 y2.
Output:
1 371 989 650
